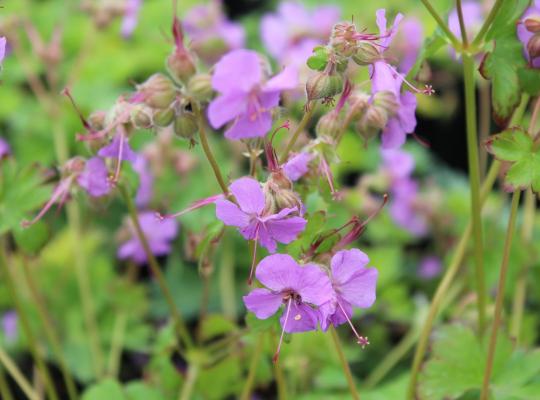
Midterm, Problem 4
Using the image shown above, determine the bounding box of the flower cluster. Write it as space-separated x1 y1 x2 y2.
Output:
518 0 540 68
244 249 377 360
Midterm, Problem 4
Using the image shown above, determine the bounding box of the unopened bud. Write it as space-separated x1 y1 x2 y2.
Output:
527 33 540 60
88 110 107 131
153 107 175 127
187 74 214 102
64 157 86 175
352 41 381 66
357 105 388 143
130 105 153 129
373 91 399 117
173 111 198 140
137 74 177 109
330 21 357 57
167 50 197 84
263 179 302 215
524 17 540 33
347 91 371 120
315 111 342 139
306 71 343 101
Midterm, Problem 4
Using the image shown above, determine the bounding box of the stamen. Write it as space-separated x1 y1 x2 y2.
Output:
336 301 369 349
155 194 224 220
273 298 293 364
247 224 261 285
111 128 126 183
319 156 340 200
386 65 435 96
21 176 75 228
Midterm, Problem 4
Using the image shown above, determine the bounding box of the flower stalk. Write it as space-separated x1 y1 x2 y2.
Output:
280 104 316 164
330 326 360 400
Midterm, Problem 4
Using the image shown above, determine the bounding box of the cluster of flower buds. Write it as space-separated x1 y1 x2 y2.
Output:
518 1 540 67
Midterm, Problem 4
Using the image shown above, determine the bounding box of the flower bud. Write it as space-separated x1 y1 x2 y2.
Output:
352 41 381 66
187 73 214 102
306 71 343 101
153 107 175 127
524 17 540 33
88 110 107 131
357 105 389 143
173 111 198 140
137 74 177 110
64 157 86 175
130 105 153 129
263 179 303 215
315 111 342 139
167 50 197 84
347 91 370 120
527 33 540 60
330 21 357 58
373 91 399 117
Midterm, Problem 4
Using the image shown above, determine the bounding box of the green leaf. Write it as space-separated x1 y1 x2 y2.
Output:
486 129 540 192
307 47 329 71
518 68 540 96
82 379 127 400
125 382 165 400
12 221 49 254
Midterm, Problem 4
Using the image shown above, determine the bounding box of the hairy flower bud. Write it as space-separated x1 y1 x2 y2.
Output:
330 21 358 57
263 177 302 215
137 74 177 109
187 73 214 102
167 50 197 84
373 91 399 117
88 110 107 131
524 16 540 33
527 33 540 60
347 91 371 120
130 105 153 129
173 110 198 140
316 111 342 139
352 41 381 66
357 105 389 143
306 71 343 101
153 107 175 127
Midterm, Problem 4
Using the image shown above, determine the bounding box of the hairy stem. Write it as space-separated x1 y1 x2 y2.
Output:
240 335 264 400
471 0 504 48
195 107 230 195
120 185 193 350
463 53 487 335
480 190 521 400
280 104 316 164
330 326 360 400
420 0 461 48
21 257 79 400
0 242 59 400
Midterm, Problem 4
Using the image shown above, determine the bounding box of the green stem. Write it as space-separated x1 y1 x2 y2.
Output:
0 243 59 400
195 107 229 195
21 258 79 400
0 346 39 400
407 159 500 400
0 368 14 400
456 0 469 47
279 104 316 164
480 190 521 400
479 82 491 178
330 326 359 400
107 313 127 378
119 185 193 350
178 365 199 400
463 53 487 335
471 0 504 48
419 0 461 48
271 332 288 400
240 335 264 400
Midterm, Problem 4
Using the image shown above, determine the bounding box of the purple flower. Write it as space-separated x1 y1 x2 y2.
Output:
121 0 142 39
448 1 483 45
243 253 333 360
0 137 11 159
389 17 424 74
283 152 313 181
319 250 377 340
132 155 154 208
118 211 178 264
207 49 298 140
390 178 428 236
77 157 111 197
0 37 6 66
261 2 340 63
517 0 540 68
184 0 245 64
97 132 137 163
381 149 415 180
418 256 442 279
215 177 306 252
2 311 17 342
370 9 419 149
